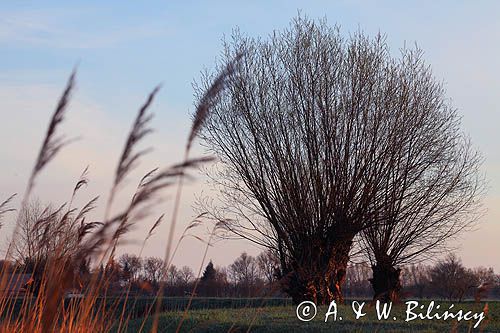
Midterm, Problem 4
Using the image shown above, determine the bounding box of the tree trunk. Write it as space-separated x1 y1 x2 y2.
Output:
369 260 402 303
280 239 352 305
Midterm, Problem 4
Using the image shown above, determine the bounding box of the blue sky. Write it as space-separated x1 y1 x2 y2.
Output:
1 1 499 271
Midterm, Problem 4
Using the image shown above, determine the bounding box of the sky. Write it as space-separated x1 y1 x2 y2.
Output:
0 1 499 272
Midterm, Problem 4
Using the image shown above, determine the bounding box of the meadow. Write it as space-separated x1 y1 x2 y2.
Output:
119 299 498 332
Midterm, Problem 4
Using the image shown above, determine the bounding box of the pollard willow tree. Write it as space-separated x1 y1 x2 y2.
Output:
196 17 483 304
358 49 484 301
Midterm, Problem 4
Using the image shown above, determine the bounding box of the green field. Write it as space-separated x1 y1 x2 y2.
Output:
118 300 499 332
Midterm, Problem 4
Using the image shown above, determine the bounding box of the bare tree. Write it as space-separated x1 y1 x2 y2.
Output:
429 254 477 302
257 250 279 285
344 263 372 298
355 46 484 301
12 200 55 263
471 266 496 301
142 257 165 286
472 267 496 285
402 264 431 299
166 265 180 287
12 198 99 270
5 165 100 300
177 266 194 286
118 254 142 282
228 252 260 296
197 16 467 303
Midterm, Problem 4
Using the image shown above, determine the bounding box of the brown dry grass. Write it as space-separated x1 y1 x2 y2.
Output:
0 54 241 333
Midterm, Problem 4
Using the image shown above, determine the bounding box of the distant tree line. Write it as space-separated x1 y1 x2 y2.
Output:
4 247 498 302
345 254 499 301
3 197 495 303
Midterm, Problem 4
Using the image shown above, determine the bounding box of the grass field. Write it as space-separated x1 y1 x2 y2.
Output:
116 300 498 332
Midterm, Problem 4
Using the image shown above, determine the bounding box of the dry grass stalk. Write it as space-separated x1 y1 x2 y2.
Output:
150 53 243 333
0 53 242 333
105 86 160 219
0 194 16 227
28 69 76 196
0 69 76 303
187 52 243 152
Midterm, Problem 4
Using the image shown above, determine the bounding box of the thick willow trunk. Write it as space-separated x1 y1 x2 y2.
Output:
280 239 352 305
369 261 402 303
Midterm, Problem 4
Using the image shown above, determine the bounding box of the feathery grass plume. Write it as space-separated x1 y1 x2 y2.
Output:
33 203 66 232
74 196 99 223
39 197 102 332
108 167 179 259
0 194 16 227
73 198 102 244
93 86 161 270
27 69 76 196
184 211 208 231
1 69 75 280
139 167 159 188
187 52 243 152
145 156 215 311
76 157 211 266
150 54 242 333
129 167 159 214
166 212 208 265
68 166 90 208
73 166 89 194
78 145 160 265
125 157 214 223
106 85 161 216
144 213 165 243
77 219 102 243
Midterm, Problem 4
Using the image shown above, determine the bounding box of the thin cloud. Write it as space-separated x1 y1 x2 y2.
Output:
0 8 174 49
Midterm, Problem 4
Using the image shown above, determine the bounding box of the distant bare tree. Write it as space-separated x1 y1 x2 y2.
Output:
214 265 231 296
472 267 496 285
429 254 477 302
12 198 99 269
257 250 279 285
166 265 180 287
345 263 372 298
229 253 257 283
118 254 142 282
6 166 100 299
12 200 56 263
177 266 194 286
228 252 260 296
471 267 496 301
402 264 431 299
142 257 165 286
